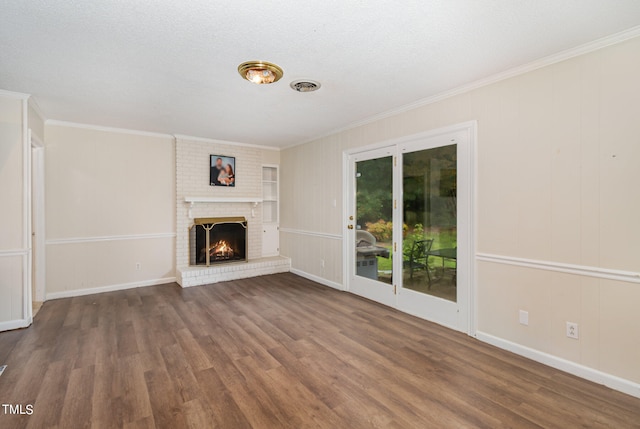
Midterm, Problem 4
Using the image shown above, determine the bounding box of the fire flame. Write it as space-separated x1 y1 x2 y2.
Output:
209 240 234 259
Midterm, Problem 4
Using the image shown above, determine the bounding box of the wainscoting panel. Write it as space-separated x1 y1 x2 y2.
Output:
46 236 176 296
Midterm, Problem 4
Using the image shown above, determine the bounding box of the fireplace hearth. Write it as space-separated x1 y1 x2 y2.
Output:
189 217 247 266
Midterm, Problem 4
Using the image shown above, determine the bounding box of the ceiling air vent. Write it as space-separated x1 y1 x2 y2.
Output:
290 80 321 92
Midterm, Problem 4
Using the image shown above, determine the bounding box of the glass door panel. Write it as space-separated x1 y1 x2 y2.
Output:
402 144 457 302
347 147 396 307
355 156 393 284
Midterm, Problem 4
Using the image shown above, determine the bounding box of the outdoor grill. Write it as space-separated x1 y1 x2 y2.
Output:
356 230 390 280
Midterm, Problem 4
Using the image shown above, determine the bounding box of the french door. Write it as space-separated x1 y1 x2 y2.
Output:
346 124 473 333
347 146 397 307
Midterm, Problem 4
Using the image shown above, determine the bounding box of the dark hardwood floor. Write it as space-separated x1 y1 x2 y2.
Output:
1 273 639 428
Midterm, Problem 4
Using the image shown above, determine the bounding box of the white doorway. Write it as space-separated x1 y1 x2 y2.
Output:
344 122 475 334
31 132 45 315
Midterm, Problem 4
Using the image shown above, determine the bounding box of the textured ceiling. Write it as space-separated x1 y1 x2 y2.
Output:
1 1 640 147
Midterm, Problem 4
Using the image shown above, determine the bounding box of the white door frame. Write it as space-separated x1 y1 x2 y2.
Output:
343 121 477 335
30 131 46 303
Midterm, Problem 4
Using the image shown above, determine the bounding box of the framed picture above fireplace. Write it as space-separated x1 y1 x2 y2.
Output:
210 155 236 187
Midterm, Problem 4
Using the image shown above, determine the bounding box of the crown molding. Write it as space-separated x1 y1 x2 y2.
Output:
27 97 47 121
0 88 30 100
173 134 280 151
45 119 175 139
44 121 280 150
287 25 640 150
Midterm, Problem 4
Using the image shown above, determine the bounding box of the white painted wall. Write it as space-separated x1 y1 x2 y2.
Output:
0 91 29 330
280 36 640 387
44 124 177 298
41 128 280 296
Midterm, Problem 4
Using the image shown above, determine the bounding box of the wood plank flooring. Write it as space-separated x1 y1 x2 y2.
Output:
1 273 639 428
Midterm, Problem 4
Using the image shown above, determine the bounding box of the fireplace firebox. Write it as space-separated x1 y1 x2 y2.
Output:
189 217 248 266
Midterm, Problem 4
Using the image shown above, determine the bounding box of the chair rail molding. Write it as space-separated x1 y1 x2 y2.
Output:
280 228 342 240
0 249 30 257
46 232 176 245
476 253 640 284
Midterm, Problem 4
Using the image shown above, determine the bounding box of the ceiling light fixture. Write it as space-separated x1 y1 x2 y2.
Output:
237 61 284 85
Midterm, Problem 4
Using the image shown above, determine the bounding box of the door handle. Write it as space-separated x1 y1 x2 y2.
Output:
347 225 354 230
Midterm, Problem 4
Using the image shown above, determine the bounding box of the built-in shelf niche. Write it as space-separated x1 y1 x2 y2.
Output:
262 165 279 257
262 167 278 224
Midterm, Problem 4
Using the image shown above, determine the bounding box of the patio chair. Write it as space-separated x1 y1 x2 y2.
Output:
404 239 434 281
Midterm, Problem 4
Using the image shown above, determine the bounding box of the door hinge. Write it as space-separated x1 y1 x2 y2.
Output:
393 242 397 252
394 285 397 295
394 156 397 167
394 199 397 209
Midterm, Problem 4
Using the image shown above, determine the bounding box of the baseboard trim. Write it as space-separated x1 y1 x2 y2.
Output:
290 268 344 291
0 317 32 332
46 277 177 300
475 331 640 399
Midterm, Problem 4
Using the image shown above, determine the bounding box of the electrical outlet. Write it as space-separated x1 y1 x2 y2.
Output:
566 322 579 339
135 262 141 270
519 310 529 326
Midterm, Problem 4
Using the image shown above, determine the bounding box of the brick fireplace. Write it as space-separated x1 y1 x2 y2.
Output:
175 137 290 287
